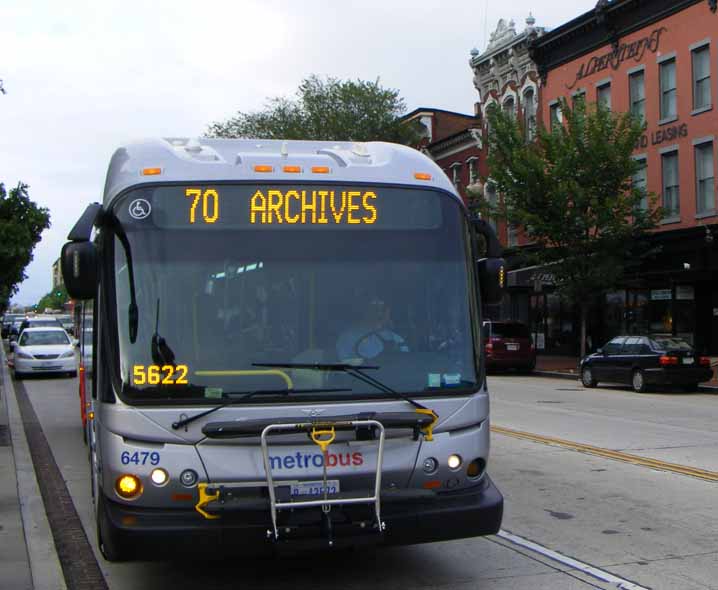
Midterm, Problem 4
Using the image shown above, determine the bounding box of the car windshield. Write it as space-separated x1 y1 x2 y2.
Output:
650 336 693 351
27 320 61 328
489 324 529 338
112 184 478 403
20 331 70 346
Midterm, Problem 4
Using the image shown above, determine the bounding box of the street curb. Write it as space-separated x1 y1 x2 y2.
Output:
1 347 67 590
533 369 718 391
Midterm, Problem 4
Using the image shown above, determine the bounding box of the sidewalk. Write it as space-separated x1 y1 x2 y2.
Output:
534 354 718 386
0 352 33 589
1 345 66 590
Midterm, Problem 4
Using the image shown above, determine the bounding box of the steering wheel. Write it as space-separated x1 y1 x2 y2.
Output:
353 330 407 360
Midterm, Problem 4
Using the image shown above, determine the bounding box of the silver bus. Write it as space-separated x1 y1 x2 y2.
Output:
61 138 505 561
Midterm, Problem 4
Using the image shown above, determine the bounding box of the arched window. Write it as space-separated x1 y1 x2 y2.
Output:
523 88 536 140
503 97 516 119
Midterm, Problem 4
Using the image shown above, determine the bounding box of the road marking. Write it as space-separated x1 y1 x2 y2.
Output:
492 425 718 482
497 529 651 590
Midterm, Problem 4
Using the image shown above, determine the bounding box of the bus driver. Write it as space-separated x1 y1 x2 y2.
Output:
336 296 409 361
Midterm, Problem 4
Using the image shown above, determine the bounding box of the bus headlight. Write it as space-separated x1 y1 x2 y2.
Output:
150 468 169 486
447 454 462 470
115 474 143 500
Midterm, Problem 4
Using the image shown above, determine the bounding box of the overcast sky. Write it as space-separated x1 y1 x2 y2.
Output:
1 0 596 306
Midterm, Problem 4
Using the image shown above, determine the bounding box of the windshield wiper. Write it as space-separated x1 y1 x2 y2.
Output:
151 298 176 366
171 387 351 430
252 362 438 417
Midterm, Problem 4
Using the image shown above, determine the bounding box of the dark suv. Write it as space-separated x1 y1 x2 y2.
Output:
483 320 536 373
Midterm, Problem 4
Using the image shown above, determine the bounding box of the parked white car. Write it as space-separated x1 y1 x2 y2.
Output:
11 327 77 379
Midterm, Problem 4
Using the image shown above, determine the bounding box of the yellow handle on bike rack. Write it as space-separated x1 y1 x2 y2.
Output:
415 408 439 442
195 483 221 520
310 427 336 452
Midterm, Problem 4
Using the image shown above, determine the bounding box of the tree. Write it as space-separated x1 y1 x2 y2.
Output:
207 75 422 145
36 284 69 313
485 98 661 358
0 182 51 313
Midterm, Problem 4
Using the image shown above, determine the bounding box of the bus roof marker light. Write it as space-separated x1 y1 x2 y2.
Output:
414 172 432 181
254 165 274 173
283 165 302 173
311 166 330 174
141 167 162 176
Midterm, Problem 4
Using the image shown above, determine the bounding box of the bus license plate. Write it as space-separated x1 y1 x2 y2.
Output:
291 480 340 497
682 357 693 365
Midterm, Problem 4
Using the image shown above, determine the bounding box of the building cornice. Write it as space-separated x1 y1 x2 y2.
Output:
530 0 709 80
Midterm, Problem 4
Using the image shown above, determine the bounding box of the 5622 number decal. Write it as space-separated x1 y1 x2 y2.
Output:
121 451 160 466
133 364 189 385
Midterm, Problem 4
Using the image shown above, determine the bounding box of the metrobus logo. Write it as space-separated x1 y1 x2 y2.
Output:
269 451 364 471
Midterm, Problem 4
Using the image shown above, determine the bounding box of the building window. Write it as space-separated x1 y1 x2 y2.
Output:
633 157 648 210
629 70 646 122
549 101 562 128
450 164 462 190
503 97 516 119
660 58 677 121
597 82 611 110
695 141 715 214
523 88 536 140
571 90 586 109
692 45 711 111
466 158 478 185
661 151 680 219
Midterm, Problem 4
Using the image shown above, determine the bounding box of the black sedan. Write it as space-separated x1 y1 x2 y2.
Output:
580 335 713 393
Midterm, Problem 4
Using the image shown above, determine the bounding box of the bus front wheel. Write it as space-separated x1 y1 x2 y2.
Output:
96 494 129 562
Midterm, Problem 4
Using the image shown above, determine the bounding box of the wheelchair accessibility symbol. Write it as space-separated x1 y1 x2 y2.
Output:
129 199 152 220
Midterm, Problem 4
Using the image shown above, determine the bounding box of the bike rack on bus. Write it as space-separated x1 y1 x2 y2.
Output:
260 419 386 544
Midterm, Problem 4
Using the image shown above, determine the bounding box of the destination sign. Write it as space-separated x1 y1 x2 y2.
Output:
116 184 442 230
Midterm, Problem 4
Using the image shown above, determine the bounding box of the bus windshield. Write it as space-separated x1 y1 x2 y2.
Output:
111 184 478 402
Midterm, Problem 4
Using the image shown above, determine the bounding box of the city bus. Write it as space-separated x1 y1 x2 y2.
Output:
61 137 506 561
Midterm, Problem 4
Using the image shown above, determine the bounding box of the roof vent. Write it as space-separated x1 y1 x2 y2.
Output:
351 143 370 157
185 138 203 154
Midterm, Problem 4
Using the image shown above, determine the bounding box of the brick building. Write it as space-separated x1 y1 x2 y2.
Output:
528 0 718 354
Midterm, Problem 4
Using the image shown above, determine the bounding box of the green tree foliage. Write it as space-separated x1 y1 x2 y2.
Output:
36 284 69 312
0 182 51 313
207 75 422 145
485 98 661 357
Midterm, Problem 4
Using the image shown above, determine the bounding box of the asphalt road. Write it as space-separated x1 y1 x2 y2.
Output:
14 372 718 590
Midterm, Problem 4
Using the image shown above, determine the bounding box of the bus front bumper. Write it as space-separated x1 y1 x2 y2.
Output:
101 475 503 558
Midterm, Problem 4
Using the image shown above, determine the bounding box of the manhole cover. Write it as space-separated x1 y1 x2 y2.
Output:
556 388 582 391
536 400 564 404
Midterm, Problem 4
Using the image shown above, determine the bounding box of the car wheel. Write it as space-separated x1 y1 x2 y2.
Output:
13 369 24 380
581 366 597 388
682 383 699 393
632 369 648 393
68 371 77 378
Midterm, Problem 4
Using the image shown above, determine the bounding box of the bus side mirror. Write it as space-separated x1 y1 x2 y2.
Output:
478 257 506 305
61 241 98 301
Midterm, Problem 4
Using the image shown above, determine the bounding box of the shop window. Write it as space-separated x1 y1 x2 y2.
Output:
597 82 611 110
692 44 711 111
629 69 646 123
695 141 715 214
649 288 672 333
660 58 677 121
661 151 680 219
